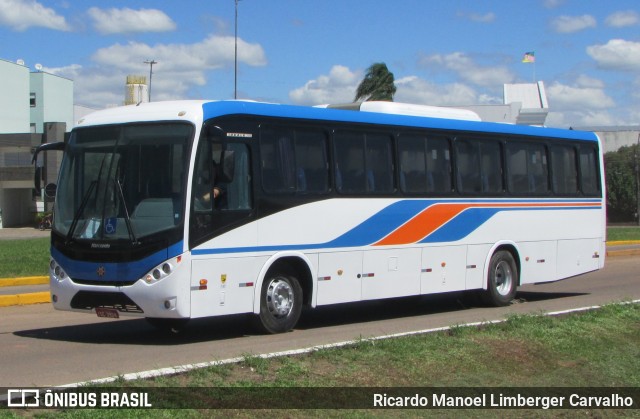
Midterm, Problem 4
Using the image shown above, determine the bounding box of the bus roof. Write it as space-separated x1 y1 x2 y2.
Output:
76 100 598 143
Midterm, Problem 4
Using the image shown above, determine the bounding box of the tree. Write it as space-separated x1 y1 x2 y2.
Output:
354 62 396 102
605 144 639 222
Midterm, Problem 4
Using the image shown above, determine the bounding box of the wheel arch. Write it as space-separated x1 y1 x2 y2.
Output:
482 241 521 290
253 251 315 315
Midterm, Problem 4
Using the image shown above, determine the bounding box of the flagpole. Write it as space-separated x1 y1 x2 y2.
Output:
533 61 536 83
522 51 536 82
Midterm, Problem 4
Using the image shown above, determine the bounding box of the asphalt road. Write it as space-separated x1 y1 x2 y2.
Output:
1 255 639 388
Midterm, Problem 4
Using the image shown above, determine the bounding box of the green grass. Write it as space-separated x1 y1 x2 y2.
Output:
10 303 639 417
607 226 640 242
0 238 49 278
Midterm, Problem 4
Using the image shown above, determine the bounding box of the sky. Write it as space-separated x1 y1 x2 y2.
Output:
2 0 640 128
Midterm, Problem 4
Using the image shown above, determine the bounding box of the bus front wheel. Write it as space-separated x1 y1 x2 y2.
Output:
255 274 302 334
481 250 518 306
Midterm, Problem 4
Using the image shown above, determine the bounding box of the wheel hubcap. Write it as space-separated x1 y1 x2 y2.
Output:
266 278 294 318
494 261 513 296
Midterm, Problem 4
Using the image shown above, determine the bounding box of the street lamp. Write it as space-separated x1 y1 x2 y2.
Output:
144 59 157 102
636 133 640 225
235 0 240 99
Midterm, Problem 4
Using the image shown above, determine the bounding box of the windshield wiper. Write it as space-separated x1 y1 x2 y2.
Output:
65 180 97 244
115 179 138 245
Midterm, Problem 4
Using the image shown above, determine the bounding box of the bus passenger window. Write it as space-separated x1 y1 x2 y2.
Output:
551 145 578 195
399 136 426 194
456 139 502 194
506 142 549 194
455 140 481 193
261 127 328 195
579 146 600 195
260 130 295 193
335 132 366 193
427 137 452 193
366 134 393 193
399 135 451 195
294 129 329 193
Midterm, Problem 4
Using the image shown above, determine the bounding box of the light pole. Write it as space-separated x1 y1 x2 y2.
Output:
234 0 240 99
636 133 640 225
144 59 157 102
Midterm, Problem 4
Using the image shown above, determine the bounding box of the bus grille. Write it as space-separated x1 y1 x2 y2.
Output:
70 291 144 313
71 278 138 287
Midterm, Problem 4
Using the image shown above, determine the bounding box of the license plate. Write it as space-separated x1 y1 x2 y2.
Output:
95 307 119 319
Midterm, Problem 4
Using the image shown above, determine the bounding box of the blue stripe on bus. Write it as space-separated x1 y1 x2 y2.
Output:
420 206 599 243
202 101 599 142
191 199 601 255
52 240 184 282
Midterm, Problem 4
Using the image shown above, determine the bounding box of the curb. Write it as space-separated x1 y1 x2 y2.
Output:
0 291 50 307
606 240 640 246
606 241 640 257
606 248 640 257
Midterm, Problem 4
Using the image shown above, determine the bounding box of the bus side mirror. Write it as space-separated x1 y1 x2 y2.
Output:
32 142 65 193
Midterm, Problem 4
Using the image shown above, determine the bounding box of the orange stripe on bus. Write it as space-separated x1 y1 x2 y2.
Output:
373 201 600 247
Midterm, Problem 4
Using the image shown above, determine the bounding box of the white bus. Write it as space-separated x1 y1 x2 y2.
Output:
37 100 605 333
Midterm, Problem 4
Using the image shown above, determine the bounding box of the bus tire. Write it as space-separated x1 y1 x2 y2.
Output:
255 273 302 334
481 250 518 306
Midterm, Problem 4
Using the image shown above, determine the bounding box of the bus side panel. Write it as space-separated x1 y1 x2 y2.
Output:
420 245 467 294
466 244 493 290
316 251 362 305
556 238 601 280
190 256 266 318
361 248 421 300
517 241 558 285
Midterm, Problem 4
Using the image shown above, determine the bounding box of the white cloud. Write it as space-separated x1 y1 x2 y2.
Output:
550 15 596 33
289 65 361 105
546 80 614 111
288 67 501 108
471 12 495 23
88 7 176 35
575 74 605 89
587 39 640 71
419 52 515 87
0 0 70 31
543 0 565 9
44 35 267 109
458 11 496 23
546 110 617 127
605 11 639 28
92 35 267 72
394 76 492 106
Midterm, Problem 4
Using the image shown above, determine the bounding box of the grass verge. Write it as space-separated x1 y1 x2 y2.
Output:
607 226 640 242
0 238 49 278
8 303 640 417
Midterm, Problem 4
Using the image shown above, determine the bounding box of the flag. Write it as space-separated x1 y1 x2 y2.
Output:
522 51 535 63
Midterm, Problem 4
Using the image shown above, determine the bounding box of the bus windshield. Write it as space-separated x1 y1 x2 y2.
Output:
54 123 193 242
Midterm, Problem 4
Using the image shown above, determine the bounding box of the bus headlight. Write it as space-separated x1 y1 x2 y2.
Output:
49 258 67 281
143 262 174 284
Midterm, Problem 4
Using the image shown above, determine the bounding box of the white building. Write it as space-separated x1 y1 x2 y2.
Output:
0 59 72 227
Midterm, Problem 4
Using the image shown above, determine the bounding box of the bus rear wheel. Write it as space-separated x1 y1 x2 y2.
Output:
255 274 302 334
481 250 518 306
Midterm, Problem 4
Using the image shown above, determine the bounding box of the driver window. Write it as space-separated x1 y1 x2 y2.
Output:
190 138 252 247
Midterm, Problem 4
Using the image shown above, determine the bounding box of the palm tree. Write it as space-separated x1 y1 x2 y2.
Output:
354 62 396 102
